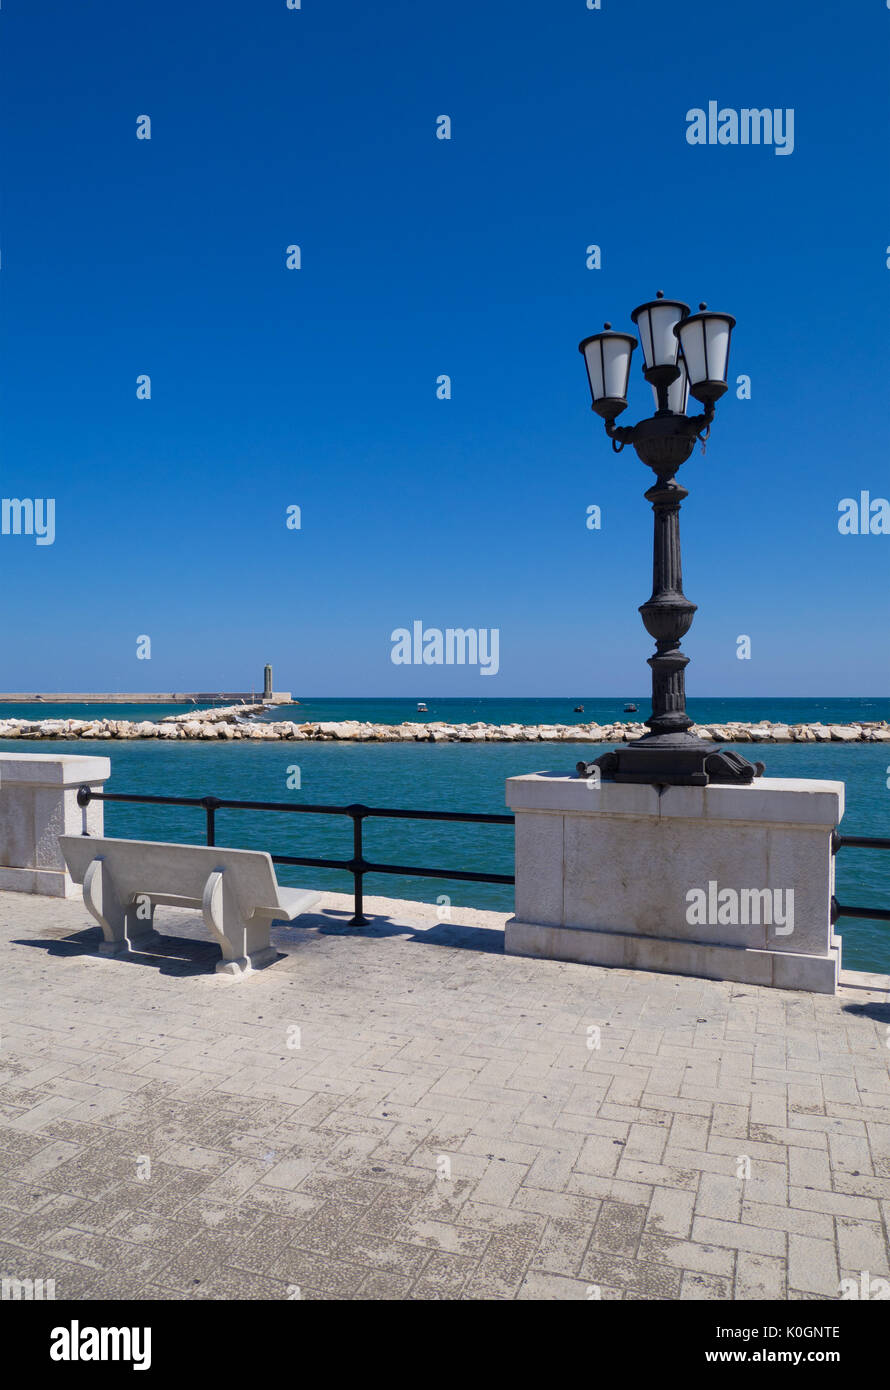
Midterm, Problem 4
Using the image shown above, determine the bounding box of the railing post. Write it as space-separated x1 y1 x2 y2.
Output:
347 804 370 926
202 796 220 846
77 784 92 835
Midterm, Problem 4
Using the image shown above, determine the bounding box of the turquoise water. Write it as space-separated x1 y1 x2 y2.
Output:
273 696 890 728
7 733 890 974
0 696 889 726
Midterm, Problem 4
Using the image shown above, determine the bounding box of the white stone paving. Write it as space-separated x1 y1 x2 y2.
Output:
0 888 889 1301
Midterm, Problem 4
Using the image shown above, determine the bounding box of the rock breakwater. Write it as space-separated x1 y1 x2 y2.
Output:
0 707 888 743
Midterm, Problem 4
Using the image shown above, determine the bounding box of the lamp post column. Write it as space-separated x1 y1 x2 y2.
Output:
640 471 696 738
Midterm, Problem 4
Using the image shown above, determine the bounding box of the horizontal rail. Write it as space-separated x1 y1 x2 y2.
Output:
832 897 890 924
833 832 890 853
81 789 513 824
76 785 514 927
271 852 513 885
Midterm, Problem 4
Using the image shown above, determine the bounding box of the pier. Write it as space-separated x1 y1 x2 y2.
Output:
0 691 294 704
0 663 293 705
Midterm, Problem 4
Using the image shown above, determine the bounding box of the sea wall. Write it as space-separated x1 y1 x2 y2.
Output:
0 707 887 743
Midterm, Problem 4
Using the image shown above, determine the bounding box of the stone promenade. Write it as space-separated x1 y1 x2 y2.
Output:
1 888 889 1301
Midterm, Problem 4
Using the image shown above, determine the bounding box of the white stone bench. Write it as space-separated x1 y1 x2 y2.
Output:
59 836 322 976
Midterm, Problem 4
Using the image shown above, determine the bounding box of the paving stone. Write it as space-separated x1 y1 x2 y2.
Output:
590 1200 647 1256
530 1216 594 1276
579 1247 682 1298
789 1186 880 1220
464 1233 537 1298
788 1233 839 1297
400 1219 490 1258
680 1270 733 1299
408 1250 475 1299
695 1173 743 1222
788 1145 832 1189
284 1200 366 1255
835 1217 890 1275
735 1250 786 1299
741 1199 833 1239
470 1159 528 1207
645 1186 696 1239
355 1268 415 1300
517 1270 605 1299
637 1232 734 1277
692 1216 786 1257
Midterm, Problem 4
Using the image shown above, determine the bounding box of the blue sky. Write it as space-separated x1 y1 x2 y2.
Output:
1 0 888 696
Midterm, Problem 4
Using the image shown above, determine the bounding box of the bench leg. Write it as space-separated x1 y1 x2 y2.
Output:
202 870 277 977
83 858 158 956
124 898 160 952
243 919 278 973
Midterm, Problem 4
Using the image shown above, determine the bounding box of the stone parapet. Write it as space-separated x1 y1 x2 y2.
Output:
505 773 845 994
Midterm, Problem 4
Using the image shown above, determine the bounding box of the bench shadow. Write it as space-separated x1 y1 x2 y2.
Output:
16 906 505 977
842 1000 890 1024
18 927 232 976
305 908 505 955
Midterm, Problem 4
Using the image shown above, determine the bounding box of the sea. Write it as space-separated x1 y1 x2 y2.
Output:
3 696 889 974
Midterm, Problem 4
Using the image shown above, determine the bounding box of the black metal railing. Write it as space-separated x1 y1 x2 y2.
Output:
76 786 514 926
831 830 890 924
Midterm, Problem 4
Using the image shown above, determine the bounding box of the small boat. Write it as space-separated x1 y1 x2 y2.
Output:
624 703 638 713
573 705 584 713
417 702 428 712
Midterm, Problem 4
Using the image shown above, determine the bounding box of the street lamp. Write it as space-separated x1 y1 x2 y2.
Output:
577 291 764 787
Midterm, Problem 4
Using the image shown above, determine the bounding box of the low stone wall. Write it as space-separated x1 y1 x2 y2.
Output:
0 712 887 743
0 753 108 895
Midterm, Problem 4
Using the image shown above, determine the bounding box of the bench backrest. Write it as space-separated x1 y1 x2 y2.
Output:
59 836 282 914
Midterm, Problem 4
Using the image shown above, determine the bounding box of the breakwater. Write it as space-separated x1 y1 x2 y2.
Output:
1 706 888 742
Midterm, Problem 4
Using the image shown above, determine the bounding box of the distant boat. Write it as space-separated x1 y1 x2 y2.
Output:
624 703 638 713
573 705 584 713
417 701 428 712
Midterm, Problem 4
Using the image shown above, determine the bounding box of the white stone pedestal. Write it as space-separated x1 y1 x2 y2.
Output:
505 774 844 994
0 754 110 897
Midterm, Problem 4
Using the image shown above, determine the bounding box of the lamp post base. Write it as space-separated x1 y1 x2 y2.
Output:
578 734 765 788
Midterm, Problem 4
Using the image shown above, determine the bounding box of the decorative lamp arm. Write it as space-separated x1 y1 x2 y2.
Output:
604 417 636 453
689 400 715 443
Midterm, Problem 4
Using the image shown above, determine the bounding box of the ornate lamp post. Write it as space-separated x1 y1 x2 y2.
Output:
577 291 764 788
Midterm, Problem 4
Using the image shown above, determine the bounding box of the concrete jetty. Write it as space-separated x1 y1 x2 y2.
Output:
0 663 293 705
0 691 293 705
